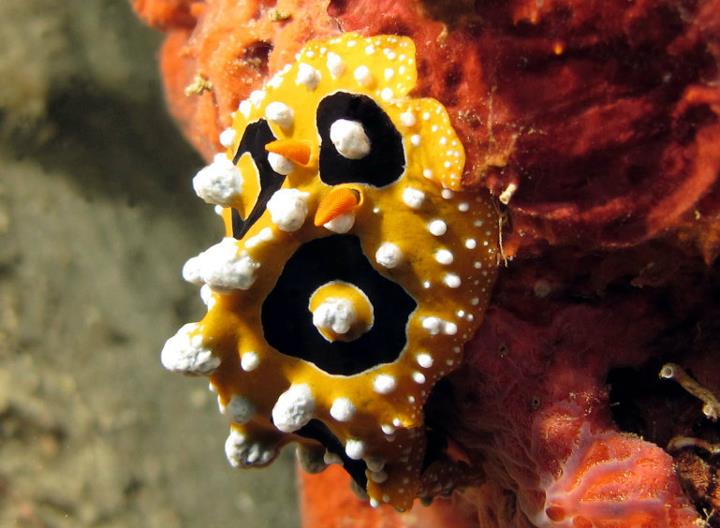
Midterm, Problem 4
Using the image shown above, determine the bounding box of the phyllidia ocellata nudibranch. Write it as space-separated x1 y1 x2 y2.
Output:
160 33 499 510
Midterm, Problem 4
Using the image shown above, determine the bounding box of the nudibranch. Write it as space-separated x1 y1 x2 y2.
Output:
161 33 498 510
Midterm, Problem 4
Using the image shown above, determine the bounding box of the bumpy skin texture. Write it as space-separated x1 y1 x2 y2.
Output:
133 0 720 527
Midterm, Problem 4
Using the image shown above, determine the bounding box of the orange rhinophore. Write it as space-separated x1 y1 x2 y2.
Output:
314 187 362 226
266 139 313 166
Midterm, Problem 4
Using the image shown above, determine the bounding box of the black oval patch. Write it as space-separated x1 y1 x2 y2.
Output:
230 119 285 239
317 92 405 187
262 235 416 375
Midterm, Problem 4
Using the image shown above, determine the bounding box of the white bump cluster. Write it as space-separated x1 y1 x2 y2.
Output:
191 238 260 291
313 298 356 336
402 187 425 209
266 189 309 231
161 323 219 375
330 119 371 160
272 384 316 433
375 242 403 269
192 154 243 207
421 317 458 336
267 152 294 175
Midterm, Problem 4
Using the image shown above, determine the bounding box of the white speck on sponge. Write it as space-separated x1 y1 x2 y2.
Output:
345 439 366 460
313 298 356 336
192 154 243 207
402 187 425 209
428 219 448 236
267 152 295 175
161 323 219 375
219 128 236 148
240 351 260 372
330 119 371 160
330 397 356 422
265 101 294 130
323 212 355 233
373 374 397 394
375 242 403 268
224 395 255 424
266 189 309 231
272 384 315 433
198 238 259 291
434 249 454 265
327 52 345 77
296 63 321 90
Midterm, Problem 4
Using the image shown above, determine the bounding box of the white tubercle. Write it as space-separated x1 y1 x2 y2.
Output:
428 219 448 236
443 273 462 288
266 189 309 231
422 316 457 335
416 353 434 368
373 374 397 394
353 65 373 86
192 153 243 207
323 212 355 233
249 89 266 106
161 323 219 375
240 351 260 372
345 439 366 460
329 398 356 422
434 249 454 265
199 284 215 308
219 127 236 148
330 119 371 160
296 63 321 90
313 298 356 336
224 395 255 424
412 371 426 384
327 52 345 77
272 384 316 433
182 255 204 285
265 101 294 130
402 187 425 209
399 111 416 127
375 242 403 269
268 152 294 175
199 238 260 291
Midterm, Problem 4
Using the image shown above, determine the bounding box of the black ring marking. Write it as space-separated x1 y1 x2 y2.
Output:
231 119 285 239
262 235 416 376
317 92 405 187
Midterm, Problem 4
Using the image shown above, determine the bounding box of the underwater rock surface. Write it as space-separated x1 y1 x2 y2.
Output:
0 1 297 527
